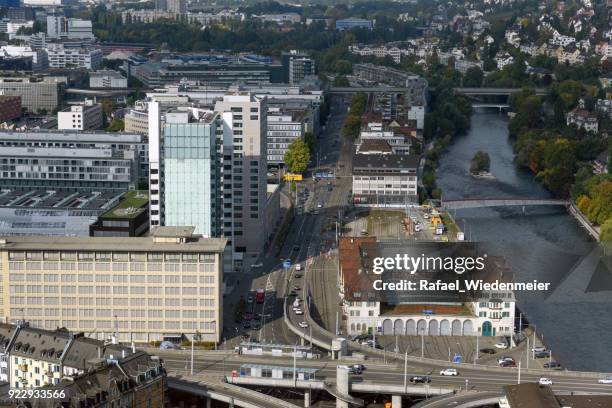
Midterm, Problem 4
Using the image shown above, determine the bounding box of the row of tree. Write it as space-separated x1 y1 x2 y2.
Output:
342 92 367 139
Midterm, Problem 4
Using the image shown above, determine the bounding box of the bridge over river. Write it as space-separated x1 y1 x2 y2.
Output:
441 198 569 210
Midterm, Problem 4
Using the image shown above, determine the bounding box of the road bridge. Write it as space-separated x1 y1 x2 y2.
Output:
327 87 548 97
412 391 503 408
441 198 568 210
454 87 547 96
167 376 302 408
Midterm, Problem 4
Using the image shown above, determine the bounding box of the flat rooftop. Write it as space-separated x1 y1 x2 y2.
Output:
0 234 227 253
101 190 148 220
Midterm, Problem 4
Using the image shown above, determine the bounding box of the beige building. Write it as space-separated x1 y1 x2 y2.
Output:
0 227 226 343
125 108 149 136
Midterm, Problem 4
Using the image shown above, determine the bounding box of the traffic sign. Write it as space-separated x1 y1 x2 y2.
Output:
452 354 462 363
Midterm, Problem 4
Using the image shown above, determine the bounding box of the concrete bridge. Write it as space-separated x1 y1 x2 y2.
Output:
441 198 568 210
454 87 547 96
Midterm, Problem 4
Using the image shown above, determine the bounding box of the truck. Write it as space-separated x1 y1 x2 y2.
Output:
255 289 265 304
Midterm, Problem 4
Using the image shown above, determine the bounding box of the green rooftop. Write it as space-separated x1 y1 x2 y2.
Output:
102 191 149 219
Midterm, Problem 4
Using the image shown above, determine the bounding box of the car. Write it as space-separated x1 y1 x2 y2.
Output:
494 342 508 349
352 364 365 372
317 203 322 208
500 361 517 368
292 245 300 252
538 377 553 385
159 341 179 350
598 377 612 384
244 313 253 321
299 321 308 328
247 296 254 304
289 290 297 296
414 224 422 232
480 348 496 354
543 362 562 369
293 301 301 308
532 346 546 353
294 273 302 278
439 369 459 376
241 333 250 340
410 375 431 384
294 308 304 315
295 264 302 271
292 285 300 291
423 213 430 219
251 323 261 330
242 321 251 329
534 351 551 358
250 262 263 268
498 357 514 365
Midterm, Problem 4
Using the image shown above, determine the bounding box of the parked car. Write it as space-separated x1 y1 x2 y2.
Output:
543 362 562 369
410 375 431 384
299 321 308 328
538 377 553 385
598 377 612 384
534 351 551 358
247 296 254 304
494 342 508 349
532 346 546 353
480 348 496 354
439 368 459 376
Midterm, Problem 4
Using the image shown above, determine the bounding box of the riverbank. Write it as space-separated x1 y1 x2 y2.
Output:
568 202 600 240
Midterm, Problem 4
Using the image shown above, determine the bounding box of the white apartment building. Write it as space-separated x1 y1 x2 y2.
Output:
0 323 16 383
57 100 103 130
567 107 599 133
0 227 226 343
267 109 304 166
46 45 102 70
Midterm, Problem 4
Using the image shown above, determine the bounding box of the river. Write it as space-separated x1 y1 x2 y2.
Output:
436 110 609 372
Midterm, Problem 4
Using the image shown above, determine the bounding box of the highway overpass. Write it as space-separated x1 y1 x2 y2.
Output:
328 86 548 97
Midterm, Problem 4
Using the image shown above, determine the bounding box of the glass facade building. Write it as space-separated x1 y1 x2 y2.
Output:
163 122 220 237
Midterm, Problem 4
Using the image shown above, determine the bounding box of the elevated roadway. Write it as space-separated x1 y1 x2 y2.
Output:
328 86 548 96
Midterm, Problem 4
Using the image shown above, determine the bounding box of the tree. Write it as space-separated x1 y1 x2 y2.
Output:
284 139 310 174
333 59 352 75
332 75 349 87
107 118 124 132
463 66 483 87
304 132 316 153
600 219 612 247
470 151 490 174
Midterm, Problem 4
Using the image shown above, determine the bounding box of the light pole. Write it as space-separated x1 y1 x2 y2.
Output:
420 328 425 359
518 360 521 384
403 350 408 392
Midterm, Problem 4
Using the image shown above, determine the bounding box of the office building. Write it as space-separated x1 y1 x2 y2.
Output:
281 50 315 85
130 54 284 88
89 70 128 89
47 44 102 70
166 0 186 14
335 18 374 31
57 100 103 131
46 16 94 39
0 130 147 191
352 154 419 206
125 107 150 136
0 76 65 113
0 95 21 123
0 227 226 343
0 45 48 70
148 93 267 267
89 191 150 237
266 109 304 166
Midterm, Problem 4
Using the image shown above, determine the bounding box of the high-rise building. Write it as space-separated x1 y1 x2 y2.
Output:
0 227 226 343
166 0 186 14
148 93 267 267
46 16 94 39
282 50 316 85
266 109 304 166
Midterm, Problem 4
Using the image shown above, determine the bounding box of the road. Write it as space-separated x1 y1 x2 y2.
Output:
157 350 612 396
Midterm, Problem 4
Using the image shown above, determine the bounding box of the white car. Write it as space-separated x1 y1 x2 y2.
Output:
317 203 323 208
598 377 612 384
294 309 304 315
299 321 308 328
494 342 508 349
532 346 546 353
295 264 302 271
538 377 553 385
439 368 458 376
250 262 263 268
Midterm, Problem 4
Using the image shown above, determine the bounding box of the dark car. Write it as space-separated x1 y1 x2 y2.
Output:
500 361 517 368
242 321 251 329
535 351 551 358
289 290 297 296
544 362 562 369
410 376 431 384
480 348 496 354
